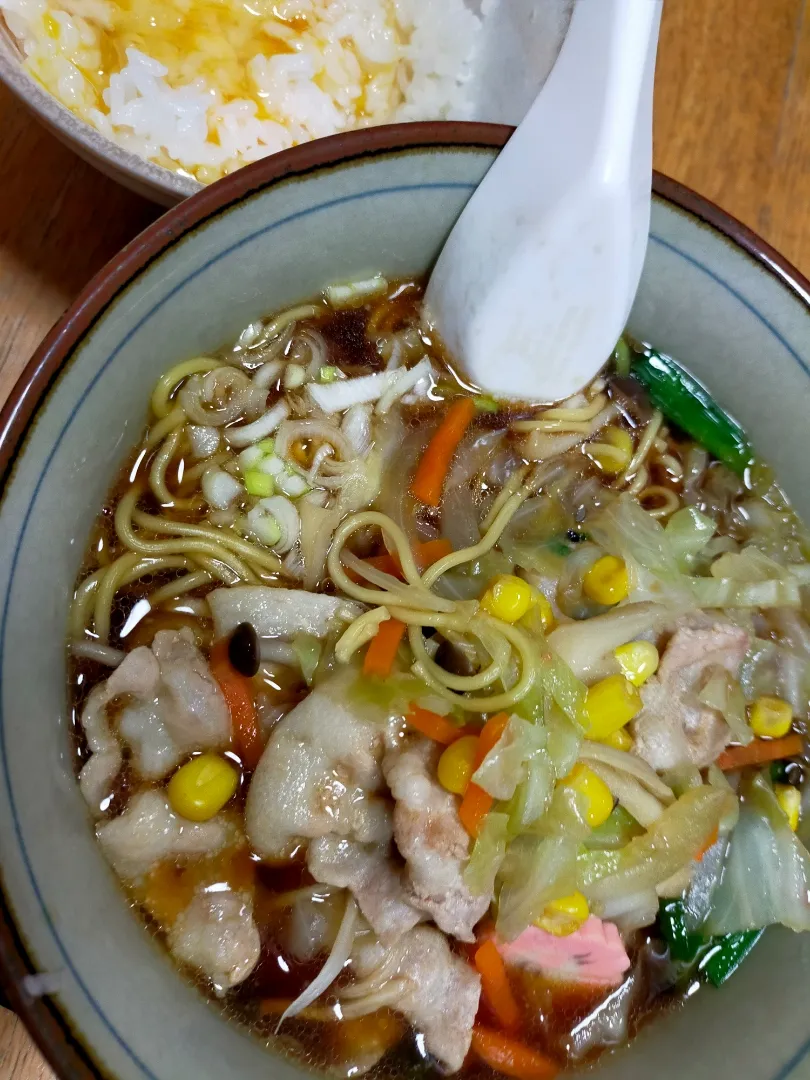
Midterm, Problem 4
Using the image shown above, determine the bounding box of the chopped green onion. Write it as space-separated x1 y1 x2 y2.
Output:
326 275 388 307
318 365 342 383
474 395 499 413
283 365 307 390
631 348 753 475
244 470 275 498
251 513 282 547
276 471 310 498
257 438 276 454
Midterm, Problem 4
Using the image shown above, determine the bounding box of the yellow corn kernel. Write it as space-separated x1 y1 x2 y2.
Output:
535 891 590 936
437 736 480 795
749 696 793 739
480 574 535 624
602 727 634 752
563 763 614 828
614 640 660 687
168 753 239 822
583 674 643 740
583 555 629 606
586 427 634 476
775 784 801 832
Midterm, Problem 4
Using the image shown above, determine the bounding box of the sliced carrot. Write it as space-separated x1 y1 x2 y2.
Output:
210 639 264 771
406 704 464 745
350 538 454 583
716 734 804 771
363 619 407 678
476 712 511 763
471 1026 558 1080
458 713 511 838
474 940 521 1032
411 398 476 507
696 825 719 861
459 783 493 838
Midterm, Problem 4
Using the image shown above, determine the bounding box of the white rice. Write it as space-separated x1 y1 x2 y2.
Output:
1 0 486 183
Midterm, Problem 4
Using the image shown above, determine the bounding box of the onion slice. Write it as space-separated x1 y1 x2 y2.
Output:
278 893 358 1027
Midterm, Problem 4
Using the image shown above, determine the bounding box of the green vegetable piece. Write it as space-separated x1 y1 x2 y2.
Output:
659 899 707 964
244 470 274 498
701 929 764 987
547 540 572 557
474 395 500 413
613 337 632 376
631 349 754 475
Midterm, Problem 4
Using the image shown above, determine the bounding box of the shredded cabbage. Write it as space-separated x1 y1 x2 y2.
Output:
292 633 322 687
465 812 509 896
496 787 590 940
472 715 546 801
545 707 583 779
591 495 688 591
665 507 716 570
705 773 810 935
690 576 801 608
507 752 554 834
582 786 736 912
698 669 752 745
538 647 587 725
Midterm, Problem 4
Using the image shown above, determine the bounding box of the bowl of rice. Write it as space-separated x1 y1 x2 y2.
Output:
0 0 571 205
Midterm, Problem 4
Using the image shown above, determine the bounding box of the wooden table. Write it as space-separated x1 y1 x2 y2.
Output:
2 0 810 1075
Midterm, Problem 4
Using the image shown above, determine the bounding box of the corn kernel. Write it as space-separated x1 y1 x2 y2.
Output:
481 574 535 624
583 555 629 606
602 727 634 752
583 674 642 740
749 695 793 739
614 640 659 687
168 753 239 822
563 763 615 828
437 736 480 795
535 891 590 936
775 784 801 831
586 427 634 476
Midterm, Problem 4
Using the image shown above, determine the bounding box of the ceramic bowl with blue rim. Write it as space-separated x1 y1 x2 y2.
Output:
1 124 809 1080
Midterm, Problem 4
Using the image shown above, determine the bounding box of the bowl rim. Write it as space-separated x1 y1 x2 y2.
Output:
2 120 810 1080
0 29 198 203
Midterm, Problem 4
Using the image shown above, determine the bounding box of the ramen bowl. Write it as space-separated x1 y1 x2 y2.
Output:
1 124 810 1080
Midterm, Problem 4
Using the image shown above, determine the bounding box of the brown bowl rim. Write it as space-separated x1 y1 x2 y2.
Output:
2 120 810 1080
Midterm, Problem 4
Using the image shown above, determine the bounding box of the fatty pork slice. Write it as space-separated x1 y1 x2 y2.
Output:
96 789 237 882
79 628 230 812
632 617 750 771
345 927 480 1073
383 737 491 942
168 889 260 993
246 679 422 942
307 836 423 944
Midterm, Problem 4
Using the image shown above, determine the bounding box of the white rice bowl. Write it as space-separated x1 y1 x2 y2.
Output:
0 0 492 183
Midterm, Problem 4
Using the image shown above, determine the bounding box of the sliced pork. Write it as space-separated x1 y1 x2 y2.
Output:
344 926 480 1073
167 889 260 992
633 617 750 770
307 836 423 944
79 628 230 812
96 790 237 881
383 737 490 942
246 682 397 860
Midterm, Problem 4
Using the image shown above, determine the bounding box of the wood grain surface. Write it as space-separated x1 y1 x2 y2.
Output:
2 0 810 1076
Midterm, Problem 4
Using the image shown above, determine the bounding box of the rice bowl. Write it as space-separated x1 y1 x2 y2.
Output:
0 0 486 185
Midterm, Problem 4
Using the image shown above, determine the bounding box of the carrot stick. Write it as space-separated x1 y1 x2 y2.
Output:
349 538 454 583
411 398 476 507
458 713 511 837
363 619 407 678
210 639 263 771
471 1026 558 1080
716 734 804 771
474 941 521 1032
406 704 465 745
